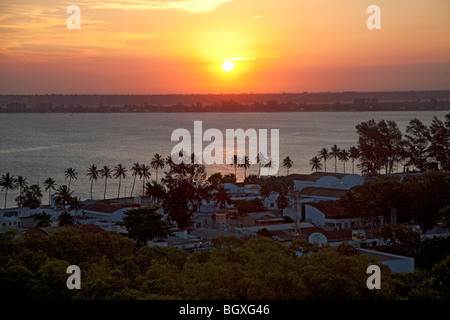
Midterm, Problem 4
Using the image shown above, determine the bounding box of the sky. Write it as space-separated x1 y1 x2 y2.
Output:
0 0 449 94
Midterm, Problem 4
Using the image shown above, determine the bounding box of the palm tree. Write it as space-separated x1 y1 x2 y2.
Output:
43 177 57 206
58 212 74 226
213 186 232 209
256 152 264 178
318 148 329 172
309 156 323 172
15 176 28 207
113 164 127 199
151 153 165 182
34 211 52 228
100 166 112 200
69 196 83 215
54 185 73 213
139 164 151 196
349 146 360 174
339 149 350 173
263 157 277 176
230 154 239 178
239 155 251 180
145 181 166 204
282 156 293 175
0 173 17 209
130 162 141 197
330 144 341 173
86 164 100 200
64 168 78 190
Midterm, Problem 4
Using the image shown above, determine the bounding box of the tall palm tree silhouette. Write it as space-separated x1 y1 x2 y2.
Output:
64 167 78 190
318 148 329 172
43 177 57 206
113 164 127 199
130 162 141 197
230 154 239 178
16 175 28 207
239 155 251 180
54 185 73 213
139 164 151 196
86 164 99 200
330 145 341 173
100 166 112 200
282 156 293 175
0 173 17 209
339 149 350 173
151 153 165 182
309 156 323 172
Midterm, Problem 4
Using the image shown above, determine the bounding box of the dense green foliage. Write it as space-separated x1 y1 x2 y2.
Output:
344 171 450 232
120 207 173 246
1 227 448 300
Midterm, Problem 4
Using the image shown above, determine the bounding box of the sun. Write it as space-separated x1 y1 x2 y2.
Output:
222 60 234 72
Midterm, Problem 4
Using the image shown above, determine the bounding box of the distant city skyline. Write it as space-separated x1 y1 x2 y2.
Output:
0 0 449 94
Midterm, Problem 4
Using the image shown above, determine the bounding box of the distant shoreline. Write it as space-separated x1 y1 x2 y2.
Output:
1 91 450 113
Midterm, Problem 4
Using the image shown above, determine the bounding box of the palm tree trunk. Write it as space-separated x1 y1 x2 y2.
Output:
4 190 7 209
104 178 107 200
335 158 337 173
90 180 94 199
117 177 121 199
324 160 327 172
131 176 136 197
49 189 51 205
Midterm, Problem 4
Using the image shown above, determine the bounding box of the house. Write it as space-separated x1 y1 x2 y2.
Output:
296 226 353 244
300 187 348 202
81 200 141 232
289 172 364 192
242 211 285 227
222 183 262 201
305 200 384 230
0 214 21 232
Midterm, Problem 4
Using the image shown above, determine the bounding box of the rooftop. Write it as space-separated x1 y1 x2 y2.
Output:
300 187 348 199
307 200 350 218
83 200 140 213
289 172 352 182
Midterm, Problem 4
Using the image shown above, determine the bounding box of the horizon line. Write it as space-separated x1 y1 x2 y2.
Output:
2 89 450 96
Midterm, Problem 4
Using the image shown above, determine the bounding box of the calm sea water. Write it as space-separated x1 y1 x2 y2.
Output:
0 111 448 208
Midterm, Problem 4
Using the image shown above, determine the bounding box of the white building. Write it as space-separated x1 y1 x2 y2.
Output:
304 201 384 230
290 172 364 192
358 248 415 273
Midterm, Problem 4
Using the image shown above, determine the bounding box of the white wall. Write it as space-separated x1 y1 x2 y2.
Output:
305 205 326 226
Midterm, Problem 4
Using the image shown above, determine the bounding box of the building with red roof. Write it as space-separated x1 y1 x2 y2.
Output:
305 200 384 231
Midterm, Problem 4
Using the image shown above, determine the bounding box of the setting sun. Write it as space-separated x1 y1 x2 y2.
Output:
222 60 235 72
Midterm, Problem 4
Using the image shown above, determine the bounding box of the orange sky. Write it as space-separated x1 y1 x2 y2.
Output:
0 0 449 94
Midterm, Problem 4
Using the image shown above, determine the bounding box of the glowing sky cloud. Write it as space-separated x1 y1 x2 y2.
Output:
0 0 449 94
82 0 232 13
